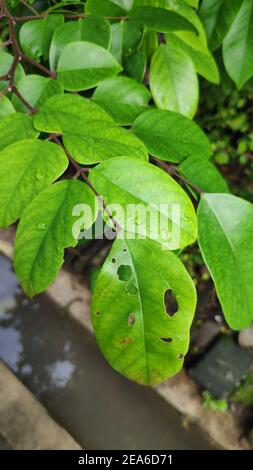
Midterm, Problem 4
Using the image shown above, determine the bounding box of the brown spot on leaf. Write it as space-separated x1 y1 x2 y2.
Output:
120 338 133 345
128 313 136 326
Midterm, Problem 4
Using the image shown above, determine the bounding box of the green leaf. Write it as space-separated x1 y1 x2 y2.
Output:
164 4 220 84
199 0 244 52
49 17 111 71
179 157 230 193
0 140 68 228
89 156 197 249
14 180 98 298
150 44 199 118
132 109 211 163
166 33 219 84
111 0 134 9
93 76 151 125
223 0 253 89
109 20 142 64
92 236 196 385
110 22 123 63
86 0 125 16
0 96 15 118
129 6 198 34
19 14 64 61
0 51 25 91
124 50 146 82
57 41 122 91
0 113 38 152
11 75 63 113
198 193 253 330
141 30 159 62
33 94 148 164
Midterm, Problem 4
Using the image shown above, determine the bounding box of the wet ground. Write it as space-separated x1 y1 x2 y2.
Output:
0 254 215 450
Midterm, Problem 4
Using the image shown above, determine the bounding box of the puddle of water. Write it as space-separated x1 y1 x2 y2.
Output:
0 254 215 450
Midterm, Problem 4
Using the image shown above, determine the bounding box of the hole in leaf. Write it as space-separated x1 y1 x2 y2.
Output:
117 265 137 296
112 258 116 264
164 289 178 317
123 248 127 252
120 338 132 345
128 313 136 326
177 353 184 360
117 265 132 282
160 337 173 343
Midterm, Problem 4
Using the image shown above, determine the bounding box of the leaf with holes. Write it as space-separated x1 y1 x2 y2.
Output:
33 94 148 164
0 113 38 152
89 156 197 249
92 236 197 385
150 44 199 118
132 109 211 163
93 76 151 125
57 41 122 91
0 140 68 228
49 17 111 70
14 180 98 298
198 193 253 330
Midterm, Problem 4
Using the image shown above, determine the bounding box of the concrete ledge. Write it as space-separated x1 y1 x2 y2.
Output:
0 228 250 450
0 361 81 450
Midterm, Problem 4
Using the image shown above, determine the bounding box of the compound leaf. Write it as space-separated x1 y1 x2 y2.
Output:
33 94 148 164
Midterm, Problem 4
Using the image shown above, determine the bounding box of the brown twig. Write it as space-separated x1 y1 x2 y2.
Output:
12 13 127 22
152 157 203 195
51 135 121 233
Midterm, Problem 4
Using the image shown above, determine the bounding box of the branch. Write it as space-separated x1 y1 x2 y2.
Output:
12 13 127 22
51 135 121 233
152 157 203 196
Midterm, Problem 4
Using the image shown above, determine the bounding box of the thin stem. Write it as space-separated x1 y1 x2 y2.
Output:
52 135 121 233
20 0 40 16
11 85 36 113
152 157 203 195
21 53 56 78
12 13 127 22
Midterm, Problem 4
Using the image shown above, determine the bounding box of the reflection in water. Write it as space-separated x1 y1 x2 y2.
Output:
0 254 214 450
